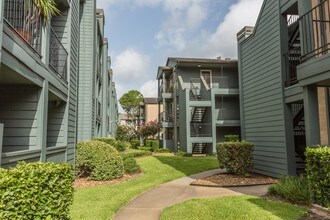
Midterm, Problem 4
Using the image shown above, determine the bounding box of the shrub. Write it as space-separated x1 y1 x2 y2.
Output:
131 139 140 149
146 140 159 152
216 141 254 176
268 176 311 205
175 151 189 157
93 137 117 146
0 162 74 219
120 150 152 159
224 135 239 142
123 158 141 174
115 141 130 152
154 148 170 153
305 146 330 207
76 140 124 181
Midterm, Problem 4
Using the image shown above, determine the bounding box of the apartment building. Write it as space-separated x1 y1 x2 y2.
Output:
139 98 162 125
157 57 240 154
0 1 119 167
237 0 330 177
77 6 118 141
0 0 80 167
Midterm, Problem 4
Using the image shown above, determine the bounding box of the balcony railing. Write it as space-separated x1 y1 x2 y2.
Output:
284 49 301 87
190 78 201 101
190 123 212 137
159 111 174 123
3 0 42 55
211 77 238 89
300 0 330 62
49 27 68 80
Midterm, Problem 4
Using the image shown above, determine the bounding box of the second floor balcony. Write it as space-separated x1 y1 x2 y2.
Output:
3 0 68 81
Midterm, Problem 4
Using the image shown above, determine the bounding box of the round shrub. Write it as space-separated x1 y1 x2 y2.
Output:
76 140 124 181
93 137 117 146
123 157 141 174
115 141 130 152
131 139 140 149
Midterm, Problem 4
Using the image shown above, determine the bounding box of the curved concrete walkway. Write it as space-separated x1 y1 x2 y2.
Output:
114 169 270 220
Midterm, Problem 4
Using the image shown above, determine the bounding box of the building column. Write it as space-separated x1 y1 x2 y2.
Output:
303 85 321 146
38 80 49 161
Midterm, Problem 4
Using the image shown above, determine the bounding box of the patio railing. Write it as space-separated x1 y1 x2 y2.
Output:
49 27 68 80
3 0 42 55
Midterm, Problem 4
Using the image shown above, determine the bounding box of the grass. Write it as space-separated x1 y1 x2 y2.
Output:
268 176 311 205
160 195 308 220
70 154 218 219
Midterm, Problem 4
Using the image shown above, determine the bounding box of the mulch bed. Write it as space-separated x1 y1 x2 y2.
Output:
74 173 142 188
192 172 278 187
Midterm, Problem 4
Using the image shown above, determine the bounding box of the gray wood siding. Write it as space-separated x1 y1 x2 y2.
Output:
77 0 96 141
239 0 289 177
0 86 39 152
47 101 65 147
66 0 80 163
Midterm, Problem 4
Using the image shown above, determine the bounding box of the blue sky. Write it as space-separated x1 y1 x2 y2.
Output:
96 0 263 112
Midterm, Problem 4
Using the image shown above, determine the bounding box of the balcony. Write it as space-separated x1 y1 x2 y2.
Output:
49 27 68 80
159 111 174 127
211 77 238 89
3 0 42 56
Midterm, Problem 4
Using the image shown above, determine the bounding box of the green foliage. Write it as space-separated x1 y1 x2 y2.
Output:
138 147 152 151
175 151 191 157
93 137 117 146
76 141 124 181
154 148 170 153
145 140 159 152
119 90 144 119
33 0 61 23
138 120 158 139
131 139 140 149
224 135 240 142
116 124 136 141
115 141 131 152
216 141 254 176
120 149 152 159
123 158 141 174
305 146 330 207
0 162 74 219
268 176 311 205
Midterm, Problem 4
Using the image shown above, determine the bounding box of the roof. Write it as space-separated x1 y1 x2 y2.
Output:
167 57 237 65
144 98 158 104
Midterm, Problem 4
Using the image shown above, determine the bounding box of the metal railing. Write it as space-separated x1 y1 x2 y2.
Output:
49 27 68 80
284 49 301 87
190 123 212 137
159 111 174 123
300 0 330 62
3 0 42 55
190 78 201 101
211 76 238 89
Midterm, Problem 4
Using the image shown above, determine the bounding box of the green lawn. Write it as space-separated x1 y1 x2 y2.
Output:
161 195 308 220
70 154 218 220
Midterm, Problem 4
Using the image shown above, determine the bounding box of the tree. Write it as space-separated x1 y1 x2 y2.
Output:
119 90 144 121
116 124 136 141
138 120 158 140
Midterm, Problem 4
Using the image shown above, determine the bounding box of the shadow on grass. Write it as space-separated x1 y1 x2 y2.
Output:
247 197 307 219
153 154 219 178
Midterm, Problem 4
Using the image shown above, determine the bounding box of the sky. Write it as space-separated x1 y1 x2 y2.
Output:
96 0 264 112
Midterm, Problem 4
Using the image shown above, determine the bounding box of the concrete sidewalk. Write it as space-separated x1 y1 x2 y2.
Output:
114 169 270 220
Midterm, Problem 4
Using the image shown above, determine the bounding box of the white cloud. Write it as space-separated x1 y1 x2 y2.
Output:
140 80 158 97
112 48 151 83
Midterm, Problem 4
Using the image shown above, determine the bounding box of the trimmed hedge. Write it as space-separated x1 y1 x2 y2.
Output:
305 146 330 207
224 135 239 142
76 140 124 181
138 147 152 151
93 137 117 146
145 140 159 152
131 139 140 149
154 148 170 153
115 141 131 152
0 162 74 219
123 157 141 174
216 141 254 176
120 150 152 159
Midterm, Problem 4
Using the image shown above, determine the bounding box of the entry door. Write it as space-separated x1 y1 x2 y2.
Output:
201 70 212 88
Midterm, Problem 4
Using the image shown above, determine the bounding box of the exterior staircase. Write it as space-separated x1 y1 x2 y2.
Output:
192 143 207 155
292 103 306 174
191 107 206 123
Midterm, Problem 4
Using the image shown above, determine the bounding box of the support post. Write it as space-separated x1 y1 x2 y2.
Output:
38 80 49 161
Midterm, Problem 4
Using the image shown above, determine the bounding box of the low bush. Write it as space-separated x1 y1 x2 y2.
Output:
268 176 311 205
139 147 152 151
175 151 192 157
0 162 74 219
224 135 239 142
305 146 330 207
131 139 140 149
120 149 152 159
93 137 117 146
123 158 141 174
115 141 130 152
145 140 159 151
216 141 254 176
76 140 124 181
154 148 170 153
